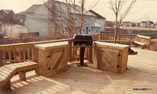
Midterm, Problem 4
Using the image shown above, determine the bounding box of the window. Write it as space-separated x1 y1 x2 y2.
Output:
65 27 69 31
91 28 93 31
96 30 99 32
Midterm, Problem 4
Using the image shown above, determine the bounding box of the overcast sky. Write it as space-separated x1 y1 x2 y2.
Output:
0 0 157 22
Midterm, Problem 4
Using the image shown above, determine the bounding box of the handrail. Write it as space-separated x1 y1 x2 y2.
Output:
0 33 154 67
0 39 72 49
0 39 73 66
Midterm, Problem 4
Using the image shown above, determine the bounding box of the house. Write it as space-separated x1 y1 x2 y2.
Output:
140 21 155 28
121 21 136 27
135 22 140 27
140 21 148 28
26 4 48 36
13 11 26 25
155 22 157 28
26 0 106 36
89 10 106 33
147 21 155 28
105 21 114 28
0 9 14 23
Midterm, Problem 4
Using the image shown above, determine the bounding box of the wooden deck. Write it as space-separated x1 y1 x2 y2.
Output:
0 48 157 94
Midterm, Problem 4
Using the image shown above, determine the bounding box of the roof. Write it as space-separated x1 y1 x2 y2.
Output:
54 1 95 16
147 21 154 24
26 4 42 13
89 10 106 20
1 9 14 14
16 11 26 15
141 21 147 23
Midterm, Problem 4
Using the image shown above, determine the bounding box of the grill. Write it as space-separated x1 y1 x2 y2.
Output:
73 35 93 67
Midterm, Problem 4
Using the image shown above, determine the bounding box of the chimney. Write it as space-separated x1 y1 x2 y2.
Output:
48 0 55 35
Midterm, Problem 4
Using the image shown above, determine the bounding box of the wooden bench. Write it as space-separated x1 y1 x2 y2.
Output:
0 62 38 91
133 35 151 49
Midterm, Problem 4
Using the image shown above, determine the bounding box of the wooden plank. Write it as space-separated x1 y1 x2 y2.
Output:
9 49 12 64
137 35 150 39
148 37 152 50
0 51 3 66
23 48 26 62
3 50 6 65
68 40 72 62
134 41 145 46
34 41 68 50
97 47 102 69
117 48 129 73
100 49 118 72
19 71 26 81
35 48 39 63
88 48 92 63
32 47 34 62
27 48 30 61
13 48 17 63
1 47 157 94
52 51 64 70
0 79 11 91
18 48 21 62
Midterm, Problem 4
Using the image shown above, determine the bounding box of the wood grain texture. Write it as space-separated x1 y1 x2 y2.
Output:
0 48 157 94
0 62 39 89
100 48 119 72
35 42 68 77
0 51 3 66
93 42 129 73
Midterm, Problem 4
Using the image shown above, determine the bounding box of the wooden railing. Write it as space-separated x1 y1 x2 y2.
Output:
89 33 137 45
0 39 72 66
0 38 93 66
0 33 156 67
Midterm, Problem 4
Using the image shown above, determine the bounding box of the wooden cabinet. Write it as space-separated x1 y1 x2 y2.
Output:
93 41 130 73
34 41 68 77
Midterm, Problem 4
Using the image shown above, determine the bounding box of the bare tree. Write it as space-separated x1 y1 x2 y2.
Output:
108 0 137 43
43 0 100 38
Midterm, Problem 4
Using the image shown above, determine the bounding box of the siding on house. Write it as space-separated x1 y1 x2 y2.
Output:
26 1 106 36
13 11 26 25
26 4 49 36
0 9 14 23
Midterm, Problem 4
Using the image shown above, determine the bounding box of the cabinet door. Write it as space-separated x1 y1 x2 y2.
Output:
44 48 67 76
98 48 119 72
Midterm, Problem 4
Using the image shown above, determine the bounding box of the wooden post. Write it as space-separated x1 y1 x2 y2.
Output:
18 48 21 62
0 51 3 66
19 71 26 81
3 49 6 65
148 37 152 50
13 48 17 63
89 47 92 63
68 40 72 62
99 33 101 41
97 47 102 69
35 68 39 75
23 48 26 62
117 34 120 41
32 47 34 62
27 48 30 61
0 80 11 91
9 49 12 64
